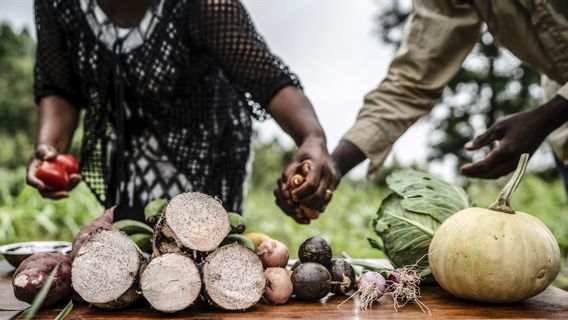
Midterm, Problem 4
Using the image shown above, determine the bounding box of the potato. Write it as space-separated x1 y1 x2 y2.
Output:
257 239 289 268
263 267 293 305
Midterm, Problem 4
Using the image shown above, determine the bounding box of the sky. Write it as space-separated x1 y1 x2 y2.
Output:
0 0 437 179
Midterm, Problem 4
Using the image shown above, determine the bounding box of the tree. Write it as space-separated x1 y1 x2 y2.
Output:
376 1 541 173
0 23 36 168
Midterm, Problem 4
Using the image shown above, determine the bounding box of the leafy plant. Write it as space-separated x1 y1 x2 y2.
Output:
54 300 73 320
369 170 471 278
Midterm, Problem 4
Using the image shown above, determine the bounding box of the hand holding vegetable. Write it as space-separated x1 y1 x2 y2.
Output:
26 144 82 199
29 96 81 199
274 139 339 223
287 163 321 221
266 86 336 223
461 95 568 178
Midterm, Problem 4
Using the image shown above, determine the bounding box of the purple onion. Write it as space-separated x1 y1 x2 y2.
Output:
357 272 387 310
358 272 387 297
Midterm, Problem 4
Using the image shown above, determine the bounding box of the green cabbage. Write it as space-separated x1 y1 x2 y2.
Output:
369 169 471 278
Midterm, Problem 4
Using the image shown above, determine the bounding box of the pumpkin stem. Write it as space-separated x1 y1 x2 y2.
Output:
489 153 529 214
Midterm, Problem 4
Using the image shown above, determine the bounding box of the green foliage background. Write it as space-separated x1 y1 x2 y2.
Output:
0 158 566 261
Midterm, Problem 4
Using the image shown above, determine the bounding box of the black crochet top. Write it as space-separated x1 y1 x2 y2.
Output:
34 0 300 217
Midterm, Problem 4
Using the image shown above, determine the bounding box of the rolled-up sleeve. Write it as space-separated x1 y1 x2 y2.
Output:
342 0 482 178
556 83 568 100
542 76 568 165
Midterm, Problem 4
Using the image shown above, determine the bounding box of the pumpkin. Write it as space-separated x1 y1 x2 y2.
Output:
428 154 561 303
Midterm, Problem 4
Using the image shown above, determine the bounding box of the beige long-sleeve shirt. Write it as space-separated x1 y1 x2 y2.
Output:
343 0 568 178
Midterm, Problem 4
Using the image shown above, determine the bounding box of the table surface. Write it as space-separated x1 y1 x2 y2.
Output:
2 260 568 320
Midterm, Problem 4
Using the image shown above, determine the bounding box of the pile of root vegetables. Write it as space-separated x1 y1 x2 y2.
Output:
11 192 363 314
9 191 446 316
13 192 265 313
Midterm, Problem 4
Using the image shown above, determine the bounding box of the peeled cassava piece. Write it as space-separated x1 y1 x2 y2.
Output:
72 229 145 309
429 154 561 303
153 192 230 255
12 253 72 306
201 243 265 310
140 253 202 313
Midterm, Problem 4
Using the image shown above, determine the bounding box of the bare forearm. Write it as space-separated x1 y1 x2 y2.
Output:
37 96 79 152
267 86 326 146
537 95 568 134
331 140 367 178
270 86 338 220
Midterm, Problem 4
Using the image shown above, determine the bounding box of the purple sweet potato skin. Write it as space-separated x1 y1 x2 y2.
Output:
12 253 72 306
69 206 115 260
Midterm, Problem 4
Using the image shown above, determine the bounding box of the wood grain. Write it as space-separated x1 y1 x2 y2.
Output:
1 261 567 319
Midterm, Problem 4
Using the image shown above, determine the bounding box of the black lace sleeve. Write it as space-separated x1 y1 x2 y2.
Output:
188 0 301 113
34 0 83 107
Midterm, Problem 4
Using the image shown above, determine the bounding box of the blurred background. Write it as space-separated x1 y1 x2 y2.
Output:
0 0 566 286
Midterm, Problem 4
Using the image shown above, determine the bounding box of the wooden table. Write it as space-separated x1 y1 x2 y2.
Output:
2 260 568 319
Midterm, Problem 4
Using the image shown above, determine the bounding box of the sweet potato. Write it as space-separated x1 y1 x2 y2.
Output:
12 252 72 306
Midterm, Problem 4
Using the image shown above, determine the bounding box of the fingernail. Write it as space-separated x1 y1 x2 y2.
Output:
464 141 473 149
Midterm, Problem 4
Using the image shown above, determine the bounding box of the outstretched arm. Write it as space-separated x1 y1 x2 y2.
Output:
269 86 337 223
286 0 482 212
188 0 336 222
461 95 568 178
330 140 367 180
278 0 481 218
337 0 481 179
27 96 81 199
28 0 83 199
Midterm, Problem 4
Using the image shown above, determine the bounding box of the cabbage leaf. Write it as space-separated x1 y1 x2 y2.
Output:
370 169 471 278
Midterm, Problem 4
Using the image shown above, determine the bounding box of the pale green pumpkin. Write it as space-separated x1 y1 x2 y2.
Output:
428 154 561 303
